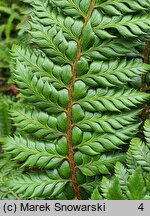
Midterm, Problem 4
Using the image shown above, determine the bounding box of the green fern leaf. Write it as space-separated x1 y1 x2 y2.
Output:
115 162 128 191
2 0 150 199
144 119 150 147
106 177 126 200
0 153 23 199
91 187 103 200
14 62 69 113
100 176 112 198
129 137 150 171
3 135 67 169
78 88 147 112
12 45 72 88
6 171 69 198
127 167 147 200
146 172 150 192
84 37 140 60
78 153 126 176
92 12 150 38
51 0 91 17
126 149 139 173
10 106 67 139
29 0 83 40
80 59 148 87
95 0 150 15
77 110 141 133
75 123 139 155
29 20 77 64
97 165 150 200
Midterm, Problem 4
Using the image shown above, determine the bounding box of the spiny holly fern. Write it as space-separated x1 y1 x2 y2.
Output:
91 165 150 200
91 119 150 200
127 119 150 173
1 0 150 199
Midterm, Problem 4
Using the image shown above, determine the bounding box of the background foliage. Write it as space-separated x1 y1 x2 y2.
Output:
0 0 29 139
0 0 22 88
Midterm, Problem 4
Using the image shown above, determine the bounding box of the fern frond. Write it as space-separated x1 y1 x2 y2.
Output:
106 177 126 200
121 117 150 176
95 0 150 15
80 59 148 87
51 0 91 17
144 119 150 147
3 135 66 169
83 37 141 60
0 153 23 199
77 110 141 133
115 162 128 191
75 123 139 155
14 62 69 113
2 0 150 199
91 166 150 200
92 12 150 38
100 176 112 198
29 20 77 64
126 149 139 173
90 187 103 200
29 0 83 40
78 152 126 176
6 171 69 198
10 106 67 139
128 138 150 171
12 45 72 88
126 167 147 199
78 88 147 112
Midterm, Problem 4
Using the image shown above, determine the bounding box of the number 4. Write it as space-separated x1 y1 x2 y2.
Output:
138 203 144 211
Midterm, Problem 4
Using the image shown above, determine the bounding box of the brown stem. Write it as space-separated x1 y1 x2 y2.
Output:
66 0 96 199
141 41 150 92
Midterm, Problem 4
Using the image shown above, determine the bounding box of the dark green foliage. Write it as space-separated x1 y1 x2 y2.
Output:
1 0 150 200
0 1 24 141
0 96 12 138
0 0 29 97
0 0 22 71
